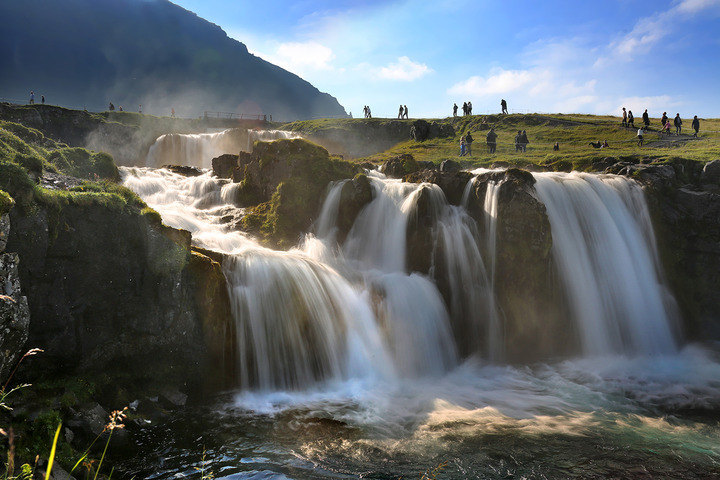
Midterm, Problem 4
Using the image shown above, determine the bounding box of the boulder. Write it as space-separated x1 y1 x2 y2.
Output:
701 160 720 185
211 154 239 178
404 169 472 206
409 120 454 141
380 154 418 179
439 159 461 173
405 186 441 274
0 250 30 384
335 174 374 243
162 165 203 177
465 169 571 362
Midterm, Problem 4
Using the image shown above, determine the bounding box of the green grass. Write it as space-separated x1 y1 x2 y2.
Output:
287 114 720 171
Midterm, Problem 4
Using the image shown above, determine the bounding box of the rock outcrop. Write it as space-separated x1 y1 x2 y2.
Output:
404 169 472 206
380 154 419 179
409 119 455 142
0 195 30 383
335 174 374 244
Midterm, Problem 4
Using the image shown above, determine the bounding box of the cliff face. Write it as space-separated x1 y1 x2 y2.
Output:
0 0 347 121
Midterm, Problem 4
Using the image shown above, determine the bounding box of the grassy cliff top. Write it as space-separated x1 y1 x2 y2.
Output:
284 113 720 170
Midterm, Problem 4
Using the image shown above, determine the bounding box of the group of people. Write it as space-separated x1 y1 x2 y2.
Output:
453 101 474 117
28 91 45 105
107 102 125 111
623 108 701 139
397 105 409 119
362 105 373 118
459 128 531 156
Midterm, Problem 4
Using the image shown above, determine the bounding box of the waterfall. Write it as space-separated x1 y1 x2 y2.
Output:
146 128 246 169
533 172 678 356
247 129 300 151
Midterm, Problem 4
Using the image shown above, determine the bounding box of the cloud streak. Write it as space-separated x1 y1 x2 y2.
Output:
377 56 433 81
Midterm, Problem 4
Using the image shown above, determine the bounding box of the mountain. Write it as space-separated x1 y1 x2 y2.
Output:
0 0 348 121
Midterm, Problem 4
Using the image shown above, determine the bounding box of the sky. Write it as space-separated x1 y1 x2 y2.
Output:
172 0 720 118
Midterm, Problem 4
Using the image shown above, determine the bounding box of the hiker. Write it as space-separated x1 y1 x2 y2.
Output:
465 132 474 156
553 142 560 151
453 103 458 117
41 95 45 104
674 113 682 135
367 106 372 118
460 135 466 156
514 130 522 151
29 91 34 104
589 140 602 148
468 101 473 115
462 102 468 116
663 121 671 134
398 105 403 119
637 127 645 147
520 130 529 152
627 110 634 128
403 105 408 119
692 115 700 137
642 109 650 127
109 102 115 111
139 104 143 113
501 99 508 114
486 128 497 153
602 140 609 148
171 108 175 118
622 107 627 127
119 106 123 111
661 112 668 127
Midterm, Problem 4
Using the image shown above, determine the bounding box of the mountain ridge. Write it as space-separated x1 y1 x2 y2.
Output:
0 0 348 121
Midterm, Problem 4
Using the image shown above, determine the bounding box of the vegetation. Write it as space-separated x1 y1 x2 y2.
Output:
285 114 720 171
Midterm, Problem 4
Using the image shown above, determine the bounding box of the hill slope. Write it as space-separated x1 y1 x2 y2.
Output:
0 0 347 121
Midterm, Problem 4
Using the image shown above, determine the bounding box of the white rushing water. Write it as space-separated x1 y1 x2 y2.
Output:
247 129 300 151
533 171 678 356
146 129 245 169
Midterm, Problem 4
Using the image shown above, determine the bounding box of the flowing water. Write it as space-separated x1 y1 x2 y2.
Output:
118 164 720 479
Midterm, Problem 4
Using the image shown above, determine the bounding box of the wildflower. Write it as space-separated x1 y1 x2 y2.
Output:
104 407 128 432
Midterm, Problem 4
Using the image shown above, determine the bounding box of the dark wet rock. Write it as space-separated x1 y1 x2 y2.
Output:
211 154 239 178
701 160 720 186
160 388 188 408
405 186 440 274
40 172 85 190
465 169 570 362
380 154 418 179
409 119 454 142
403 169 472 206
335 174 374 243
162 165 203 177
416 160 435 171
0 248 30 384
439 159 461 173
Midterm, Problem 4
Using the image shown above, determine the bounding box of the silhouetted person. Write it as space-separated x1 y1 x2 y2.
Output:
501 99 508 114
486 128 497 153
398 104 403 119
661 112 668 127
514 130 522 151
692 115 700 137
109 102 115 111
41 95 45 104
622 107 627 127
403 105 408 119
642 109 649 127
453 103 458 117
637 127 645 146
627 110 634 128
462 102 467 115
171 108 175 118
119 106 123 111
468 101 473 115
367 106 372 118
674 113 682 134
465 132 474 155
139 104 143 114
29 91 34 104
520 130 529 152
553 142 560 151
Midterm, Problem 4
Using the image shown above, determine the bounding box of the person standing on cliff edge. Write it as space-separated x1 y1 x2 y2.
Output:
398 104 403 119
692 115 700 137
29 91 34 104
453 103 458 117
403 105 408 119
501 99 508 114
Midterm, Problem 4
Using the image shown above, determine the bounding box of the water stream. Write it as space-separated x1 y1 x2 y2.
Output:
118 162 720 479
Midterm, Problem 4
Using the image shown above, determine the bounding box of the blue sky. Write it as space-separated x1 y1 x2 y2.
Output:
173 0 720 118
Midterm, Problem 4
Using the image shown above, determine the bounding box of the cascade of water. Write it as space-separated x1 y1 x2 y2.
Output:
480 180 503 359
532 172 678 356
247 129 300 151
146 129 246 169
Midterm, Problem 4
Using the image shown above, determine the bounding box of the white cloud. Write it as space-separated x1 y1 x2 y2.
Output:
604 0 720 62
255 41 336 76
447 68 540 96
377 56 432 81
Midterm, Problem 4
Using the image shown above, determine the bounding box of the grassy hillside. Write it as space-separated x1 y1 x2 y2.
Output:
286 114 720 171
